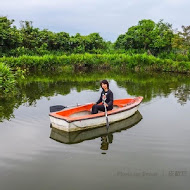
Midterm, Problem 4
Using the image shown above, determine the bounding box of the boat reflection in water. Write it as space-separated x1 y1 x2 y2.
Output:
50 111 142 150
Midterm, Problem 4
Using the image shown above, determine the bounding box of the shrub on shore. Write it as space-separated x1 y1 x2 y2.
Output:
0 53 190 73
0 62 15 94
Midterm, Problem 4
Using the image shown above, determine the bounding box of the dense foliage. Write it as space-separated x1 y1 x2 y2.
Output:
115 19 174 55
0 62 15 93
115 19 190 58
0 54 190 73
0 17 108 56
1 16 190 95
1 16 190 58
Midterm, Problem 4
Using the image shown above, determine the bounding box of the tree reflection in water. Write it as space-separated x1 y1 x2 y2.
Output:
1 70 190 122
174 85 190 105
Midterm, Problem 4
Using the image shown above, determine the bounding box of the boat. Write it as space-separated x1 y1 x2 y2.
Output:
50 111 142 144
49 96 143 132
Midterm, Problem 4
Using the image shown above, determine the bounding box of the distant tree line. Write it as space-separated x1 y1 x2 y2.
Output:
115 19 190 58
0 16 108 56
0 16 190 58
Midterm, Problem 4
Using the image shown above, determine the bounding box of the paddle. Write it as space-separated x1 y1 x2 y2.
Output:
103 98 109 129
49 103 89 112
50 105 66 112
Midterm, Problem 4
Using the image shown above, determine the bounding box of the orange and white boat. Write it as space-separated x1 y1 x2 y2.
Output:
49 97 143 132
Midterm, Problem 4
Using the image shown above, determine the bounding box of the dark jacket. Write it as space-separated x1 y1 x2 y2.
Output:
96 89 113 108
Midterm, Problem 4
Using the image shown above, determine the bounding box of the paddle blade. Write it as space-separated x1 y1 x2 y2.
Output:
50 105 66 112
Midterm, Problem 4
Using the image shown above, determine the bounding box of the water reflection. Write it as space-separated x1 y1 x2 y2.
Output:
0 70 190 122
50 111 142 150
100 134 113 150
175 85 190 105
116 72 190 104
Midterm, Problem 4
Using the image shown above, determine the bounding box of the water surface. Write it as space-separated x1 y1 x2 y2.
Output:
0 71 190 190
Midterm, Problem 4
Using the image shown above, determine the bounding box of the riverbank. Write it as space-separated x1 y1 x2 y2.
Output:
1 53 190 95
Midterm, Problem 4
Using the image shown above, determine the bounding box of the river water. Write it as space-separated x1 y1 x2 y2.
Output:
0 70 190 190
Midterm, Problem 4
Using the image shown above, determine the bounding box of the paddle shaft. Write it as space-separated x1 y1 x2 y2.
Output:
103 100 109 128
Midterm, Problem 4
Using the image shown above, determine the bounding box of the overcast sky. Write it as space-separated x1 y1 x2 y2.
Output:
1 0 190 41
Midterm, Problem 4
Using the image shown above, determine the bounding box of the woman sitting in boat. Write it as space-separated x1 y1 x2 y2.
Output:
92 80 113 114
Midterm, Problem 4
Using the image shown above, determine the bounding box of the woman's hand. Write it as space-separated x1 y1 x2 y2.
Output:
102 95 106 100
104 103 108 107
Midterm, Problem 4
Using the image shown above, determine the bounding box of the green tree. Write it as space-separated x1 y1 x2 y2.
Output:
178 25 190 54
115 19 174 55
114 34 126 49
69 33 106 53
172 33 184 50
19 20 41 49
70 33 85 53
54 32 70 51
0 16 21 56
87 33 105 51
151 20 173 54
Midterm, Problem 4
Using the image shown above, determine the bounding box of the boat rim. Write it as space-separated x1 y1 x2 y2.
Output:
49 97 143 123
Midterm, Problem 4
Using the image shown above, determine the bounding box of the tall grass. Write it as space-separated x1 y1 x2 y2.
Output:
0 53 190 73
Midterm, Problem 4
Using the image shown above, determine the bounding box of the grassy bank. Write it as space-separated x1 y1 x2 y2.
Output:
0 53 190 73
1 53 190 95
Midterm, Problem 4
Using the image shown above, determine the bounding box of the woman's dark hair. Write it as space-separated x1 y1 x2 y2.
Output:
100 80 109 89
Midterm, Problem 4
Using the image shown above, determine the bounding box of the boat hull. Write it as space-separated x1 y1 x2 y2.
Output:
49 97 143 132
50 111 142 144
50 105 139 132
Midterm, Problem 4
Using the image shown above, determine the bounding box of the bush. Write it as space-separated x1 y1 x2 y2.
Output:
0 62 15 93
0 54 190 73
